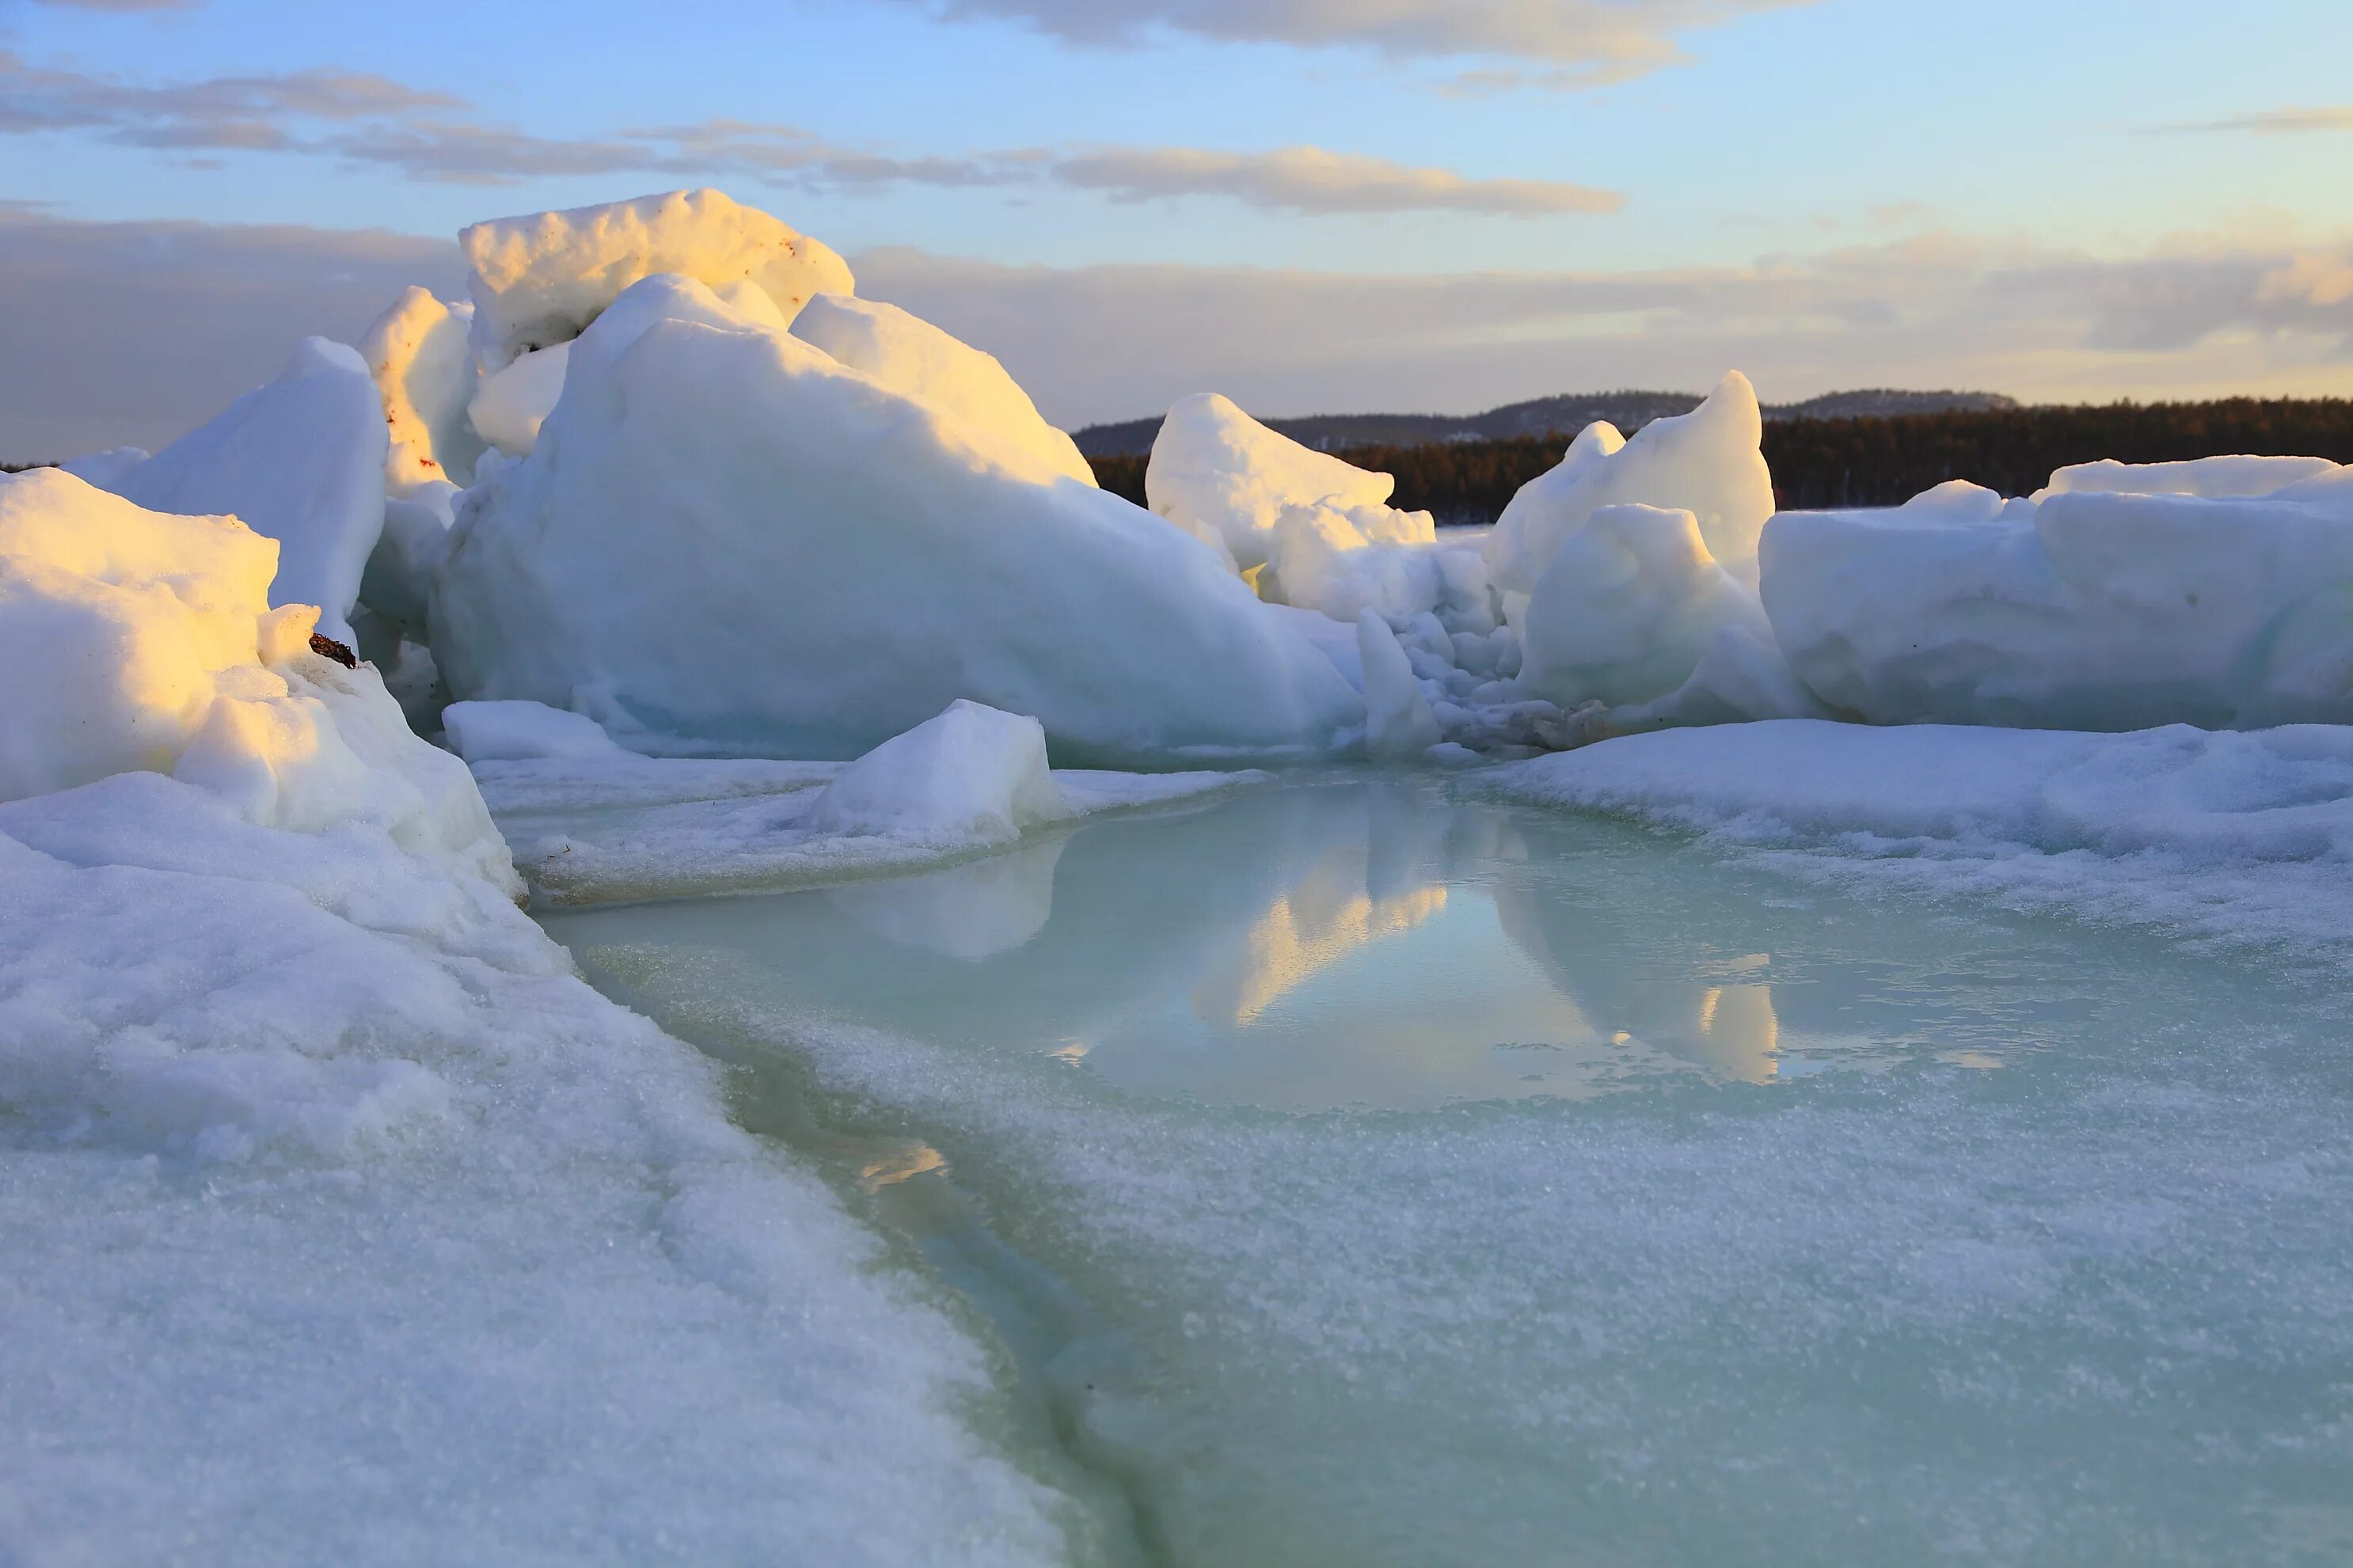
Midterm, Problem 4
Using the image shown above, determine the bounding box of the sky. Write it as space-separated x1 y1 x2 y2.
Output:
4 0 2352 458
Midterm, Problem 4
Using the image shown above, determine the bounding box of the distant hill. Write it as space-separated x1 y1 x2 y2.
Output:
1071 388 2020 458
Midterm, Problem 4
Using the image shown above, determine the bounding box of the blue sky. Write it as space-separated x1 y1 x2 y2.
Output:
5 0 2352 454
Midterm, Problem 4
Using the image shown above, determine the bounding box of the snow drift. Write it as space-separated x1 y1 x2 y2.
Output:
98 338 389 645
431 275 1363 765
1762 463 2353 730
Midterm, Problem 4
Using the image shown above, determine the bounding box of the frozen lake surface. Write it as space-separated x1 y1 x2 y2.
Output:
543 776 2353 1566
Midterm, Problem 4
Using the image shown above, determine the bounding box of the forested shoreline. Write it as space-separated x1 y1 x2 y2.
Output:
1090 397 2353 522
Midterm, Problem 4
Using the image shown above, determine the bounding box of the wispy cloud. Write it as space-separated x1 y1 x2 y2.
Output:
897 0 1810 89
0 52 1619 215
2157 105 2353 135
25 0 200 10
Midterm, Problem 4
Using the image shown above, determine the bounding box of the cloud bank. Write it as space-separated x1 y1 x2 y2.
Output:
5 209 2346 462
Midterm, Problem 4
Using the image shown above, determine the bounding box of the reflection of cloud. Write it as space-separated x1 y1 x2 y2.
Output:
1193 841 1446 1027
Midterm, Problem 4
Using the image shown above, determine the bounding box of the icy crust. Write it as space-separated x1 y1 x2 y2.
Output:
469 709 1268 906
359 287 485 494
431 276 1363 767
1762 473 2353 730
0 774 1094 1566
459 188 854 374
1146 393 1402 571
101 339 390 645
1485 719 2353 955
792 295 1096 488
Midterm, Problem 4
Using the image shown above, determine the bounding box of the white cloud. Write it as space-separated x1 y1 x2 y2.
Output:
1051 145 1619 215
899 0 1809 85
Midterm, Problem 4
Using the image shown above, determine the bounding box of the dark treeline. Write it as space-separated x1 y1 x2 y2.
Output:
1089 398 2353 522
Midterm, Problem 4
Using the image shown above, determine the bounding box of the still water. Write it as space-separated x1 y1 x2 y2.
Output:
545 776 2353 1566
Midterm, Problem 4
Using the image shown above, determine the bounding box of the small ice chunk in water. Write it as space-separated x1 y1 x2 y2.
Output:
806 700 1072 843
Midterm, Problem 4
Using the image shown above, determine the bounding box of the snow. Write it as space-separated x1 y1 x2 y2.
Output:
0 468 504 883
442 697 626 762
101 338 390 645
2036 453 2339 501
1485 719 2353 956
466 341 569 459
459 188 855 374
431 275 1363 766
1355 611 1441 757
1146 393 1401 571
1761 473 2353 730
1484 371 1774 598
807 700 1072 844
0 769 1097 1566
790 294 1096 488
359 287 484 493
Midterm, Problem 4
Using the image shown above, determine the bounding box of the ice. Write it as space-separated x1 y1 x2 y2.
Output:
460 188 854 374
465 341 568 458
56 446 149 488
359 287 485 493
790 295 1096 488
1484 371 1774 598
98 338 389 644
1516 501 1813 726
468 723 1264 905
1146 392 1402 571
545 776 2353 1565
1487 719 2353 955
431 275 1363 766
1762 472 2353 730
442 697 626 762
1355 611 1442 757
807 700 1072 844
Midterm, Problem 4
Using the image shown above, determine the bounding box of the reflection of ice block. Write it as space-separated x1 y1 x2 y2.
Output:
827 837 1066 960
1677 983 1780 1084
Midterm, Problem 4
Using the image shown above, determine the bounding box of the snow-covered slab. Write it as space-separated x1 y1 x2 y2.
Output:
0 769 1097 1566
1483 719 2353 956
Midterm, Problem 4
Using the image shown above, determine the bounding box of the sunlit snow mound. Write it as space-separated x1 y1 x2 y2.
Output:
431 275 1363 765
0 468 511 886
1763 461 2353 730
791 294 1095 488
96 339 389 645
460 187 853 374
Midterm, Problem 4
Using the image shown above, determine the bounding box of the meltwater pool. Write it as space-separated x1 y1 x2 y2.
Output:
544 775 2353 1566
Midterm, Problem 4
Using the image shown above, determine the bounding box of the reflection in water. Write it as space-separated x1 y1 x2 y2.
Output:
548 776 2035 1113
